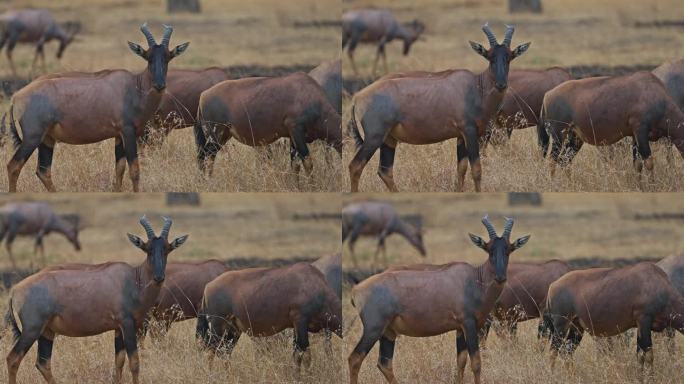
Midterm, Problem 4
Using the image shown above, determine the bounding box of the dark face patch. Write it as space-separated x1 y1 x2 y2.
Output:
487 45 512 91
145 45 171 91
487 237 510 283
145 237 168 282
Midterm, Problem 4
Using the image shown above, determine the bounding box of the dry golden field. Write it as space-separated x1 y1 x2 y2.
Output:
0 193 343 383
342 193 684 383
0 0 342 192
341 0 684 192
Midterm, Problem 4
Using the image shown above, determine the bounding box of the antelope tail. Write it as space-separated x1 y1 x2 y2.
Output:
348 103 364 150
8 105 22 149
537 102 550 157
4 298 21 343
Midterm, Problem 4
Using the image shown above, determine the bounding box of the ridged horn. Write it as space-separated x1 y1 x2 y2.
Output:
140 23 156 47
161 24 173 48
482 22 498 47
481 215 497 239
502 24 515 47
502 217 514 239
139 215 155 239
160 216 172 239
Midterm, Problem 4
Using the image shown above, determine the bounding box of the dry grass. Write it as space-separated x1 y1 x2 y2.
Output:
342 193 684 383
341 0 684 192
0 193 344 383
0 0 341 192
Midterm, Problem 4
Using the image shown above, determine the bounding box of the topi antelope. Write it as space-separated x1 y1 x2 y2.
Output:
342 201 425 269
0 201 81 269
0 9 80 76
347 23 530 192
5 23 189 192
545 262 684 381
342 8 425 76
196 263 342 370
4 215 188 384
348 216 530 384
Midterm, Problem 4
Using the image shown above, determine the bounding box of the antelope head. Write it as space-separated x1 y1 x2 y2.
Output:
61 214 82 251
56 23 81 59
468 215 530 283
468 23 531 92
127 215 189 283
409 224 427 257
128 23 190 92
403 19 426 55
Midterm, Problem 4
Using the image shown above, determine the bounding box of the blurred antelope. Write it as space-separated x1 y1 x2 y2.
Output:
0 201 81 269
5 23 189 192
347 23 530 192
196 263 342 371
342 201 425 269
342 8 425 76
5 216 188 384
546 262 684 382
348 216 530 384
0 9 80 76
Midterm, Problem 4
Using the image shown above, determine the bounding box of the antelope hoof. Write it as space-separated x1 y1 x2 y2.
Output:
302 156 313 175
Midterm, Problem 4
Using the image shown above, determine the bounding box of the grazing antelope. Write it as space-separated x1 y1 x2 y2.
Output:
342 8 425 76
348 216 530 384
141 259 228 341
347 23 531 192
309 59 342 114
539 72 684 183
656 253 684 353
652 59 684 109
0 201 81 269
196 263 342 370
545 262 684 380
0 9 80 76
143 67 228 145
195 72 342 177
4 215 188 384
342 201 425 269
5 23 189 192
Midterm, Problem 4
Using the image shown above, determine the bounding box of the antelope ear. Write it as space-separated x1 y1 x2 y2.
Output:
469 41 488 59
170 234 189 250
468 233 488 251
512 234 531 250
170 42 190 59
512 42 531 59
127 234 146 250
127 42 146 59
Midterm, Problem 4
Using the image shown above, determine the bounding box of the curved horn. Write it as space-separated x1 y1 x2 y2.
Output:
160 24 173 48
502 217 514 239
139 215 155 239
502 24 515 47
481 215 497 239
160 216 172 239
140 23 156 47
482 22 498 47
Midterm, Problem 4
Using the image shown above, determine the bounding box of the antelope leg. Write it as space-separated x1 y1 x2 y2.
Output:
456 332 468 384
113 137 126 192
113 330 125 384
377 334 398 384
464 125 482 192
36 140 57 192
377 142 398 192
122 126 140 192
122 318 140 384
35 335 56 384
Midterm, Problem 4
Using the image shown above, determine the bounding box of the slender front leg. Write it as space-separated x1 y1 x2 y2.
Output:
36 140 57 192
293 316 311 374
377 142 398 192
377 334 398 384
113 330 126 383
113 136 126 192
456 138 468 192
636 316 654 384
456 332 468 384
464 125 482 192
349 324 382 384
122 318 140 384
122 126 140 192
291 122 313 176
35 335 56 384
463 319 481 384
634 122 654 189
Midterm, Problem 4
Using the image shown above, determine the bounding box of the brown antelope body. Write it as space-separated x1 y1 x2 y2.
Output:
195 72 342 176
342 8 424 76
309 59 342 114
342 201 425 268
348 216 530 384
347 24 530 192
545 262 684 379
0 8 79 76
196 263 342 369
4 216 188 384
5 24 189 192
0 201 81 269
539 72 684 180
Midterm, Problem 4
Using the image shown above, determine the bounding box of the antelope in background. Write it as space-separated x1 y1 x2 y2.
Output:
545 262 684 382
5 216 188 384
342 201 425 269
347 23 530 192
5 23 189 192
0 8 80 76
196 263 342 371
342 8 425 76
348 216 530 384
0 201 81 269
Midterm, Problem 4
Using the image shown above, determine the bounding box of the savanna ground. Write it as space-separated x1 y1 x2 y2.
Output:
342 193 684 383
341 0 684 192
0 193 343 383
0 0 342 192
